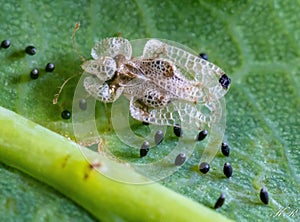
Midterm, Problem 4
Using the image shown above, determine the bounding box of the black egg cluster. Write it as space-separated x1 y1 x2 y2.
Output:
1 39 73 120
29 61 55 80
1 39 11 49
139 130 166 158
1 39 55 80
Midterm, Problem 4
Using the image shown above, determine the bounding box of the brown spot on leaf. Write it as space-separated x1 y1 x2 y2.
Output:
61 155 71 168
84 160 102 180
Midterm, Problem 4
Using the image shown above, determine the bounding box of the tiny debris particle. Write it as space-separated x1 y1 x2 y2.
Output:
30 68 39 79
260 187 269 204
140 141 150 157
219 74 231 89
221 142 230 157
25 45 37 55
1 39 11 49
173 124 182 137
214 193 225 209
199 52 208 61
90 159 101 168
174 153 186 166
154 130 164 145
196 129 208 141
223 162 233 178
61 110 71 119
79 98 87 110
199 162 210 174
45 63 55 72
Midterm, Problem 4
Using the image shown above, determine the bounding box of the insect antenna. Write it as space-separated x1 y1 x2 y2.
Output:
72 22 86 62
53 22 85 104
53 73 79 104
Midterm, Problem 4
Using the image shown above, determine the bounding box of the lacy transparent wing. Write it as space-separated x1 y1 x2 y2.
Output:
81 56 116 82
129 96 212 130
129 97 182 126
83 75 123 103
142 39 229 100
91 37 132 60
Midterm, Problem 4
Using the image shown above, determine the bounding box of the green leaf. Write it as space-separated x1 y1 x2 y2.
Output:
0 0 299 221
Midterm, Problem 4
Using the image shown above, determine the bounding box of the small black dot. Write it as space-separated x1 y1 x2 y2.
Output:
45 63 55 72
196 129 208 141
199 162 210 174
140 141 150 157
175 153 186 166
154 130 164 145
173 124 182 137
223 162 233 178
30 68 39 79
199 53 208 61
61 110 71 119
219 74 231 89
214 193 225 209
260 188 269 205
25 45 37 55
1 40 11 49
79 99 87 110
221 142 230 157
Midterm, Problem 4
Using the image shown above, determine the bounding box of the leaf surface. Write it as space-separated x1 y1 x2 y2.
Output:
0 1 299 221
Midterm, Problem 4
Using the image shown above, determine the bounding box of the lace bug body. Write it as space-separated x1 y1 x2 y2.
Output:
82 38 230 131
